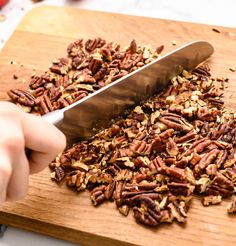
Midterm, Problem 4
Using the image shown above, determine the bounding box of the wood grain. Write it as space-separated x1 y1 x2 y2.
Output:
0 6 236 246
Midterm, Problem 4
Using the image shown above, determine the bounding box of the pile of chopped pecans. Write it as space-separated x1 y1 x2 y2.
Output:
7 38 164 115
50 65 236 227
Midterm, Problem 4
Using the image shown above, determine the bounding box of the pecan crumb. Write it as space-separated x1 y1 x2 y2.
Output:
212 28 221 33
172 40 177 46
13 74 18 80
202 195 222 206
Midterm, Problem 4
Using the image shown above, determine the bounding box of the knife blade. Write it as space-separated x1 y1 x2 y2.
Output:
43 40 214 145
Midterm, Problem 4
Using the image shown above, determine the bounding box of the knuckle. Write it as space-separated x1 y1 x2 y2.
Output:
55 131 66 153
0 164 12 179
2 134 24 152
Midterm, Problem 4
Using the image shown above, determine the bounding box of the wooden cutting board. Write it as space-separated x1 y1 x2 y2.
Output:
0 6 236 246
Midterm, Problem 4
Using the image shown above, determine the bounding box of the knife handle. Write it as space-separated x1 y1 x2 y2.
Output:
0 224 7 237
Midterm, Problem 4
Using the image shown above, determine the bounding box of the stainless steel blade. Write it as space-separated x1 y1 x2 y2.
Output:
43 40 214 144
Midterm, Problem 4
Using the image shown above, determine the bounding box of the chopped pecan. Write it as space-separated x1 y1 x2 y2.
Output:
135 156 150 167
197 107 220 122
29 75 46 89
206 164 218 176
176 129 197 143
50 167 65 182
194 139 212 153
35 94 53 114
127 193 162 205
160 209 174 223
206 173 234 198
127 39 137 54
167 182 194 196
90 185 107 206
149 156 167 173
184 167 196 185
166 166 186 181
202 195 222 206
89 57 103 75
118 205 129 216
104 181 116 200
192 65 211 76
194 149 220 173
133 207 159 227
85 38 106 52
130 139 152 155
50 58 71 75
67 38 83 57
9 38 161 115
160 116 193 132
66 171 86 191
168 201 187 223
115 181 124 207
73 69 96 84
166 138 178 156
156 45 164 54
227 197 236 213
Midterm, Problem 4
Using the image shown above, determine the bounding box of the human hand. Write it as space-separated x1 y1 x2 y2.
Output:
0 102 66 208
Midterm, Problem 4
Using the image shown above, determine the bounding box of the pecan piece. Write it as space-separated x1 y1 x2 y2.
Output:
194 149 220 173
130 139 152 155
66 171 86 191
67 38 83 57
89 57 103 75
160 116 193 132
50 167 65 182
168 201 187 223
202 195 222 206
149 156 167 173
166 166 186 181
85 38 106 52
166 138 179 156
133 196 161 227
104 181 116 200
167 182 194 196
7 89 35 107
176 129 197 143
227 197 236 213
206 173 234 198
133 207 159 227
29 75 46 89
90 185 107 206
118 205 130 216
115 181 124 207
50 58 71 75
35 94 53 114
192 65 211 76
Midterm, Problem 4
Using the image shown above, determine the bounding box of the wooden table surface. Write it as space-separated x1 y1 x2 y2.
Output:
0 6 236 246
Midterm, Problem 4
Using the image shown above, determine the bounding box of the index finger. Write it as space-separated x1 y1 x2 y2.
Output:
22 113 66 174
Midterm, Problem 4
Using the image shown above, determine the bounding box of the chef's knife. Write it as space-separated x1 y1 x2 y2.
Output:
43 40 214 145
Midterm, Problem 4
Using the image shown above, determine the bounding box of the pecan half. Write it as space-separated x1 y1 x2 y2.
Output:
7 89 35 107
